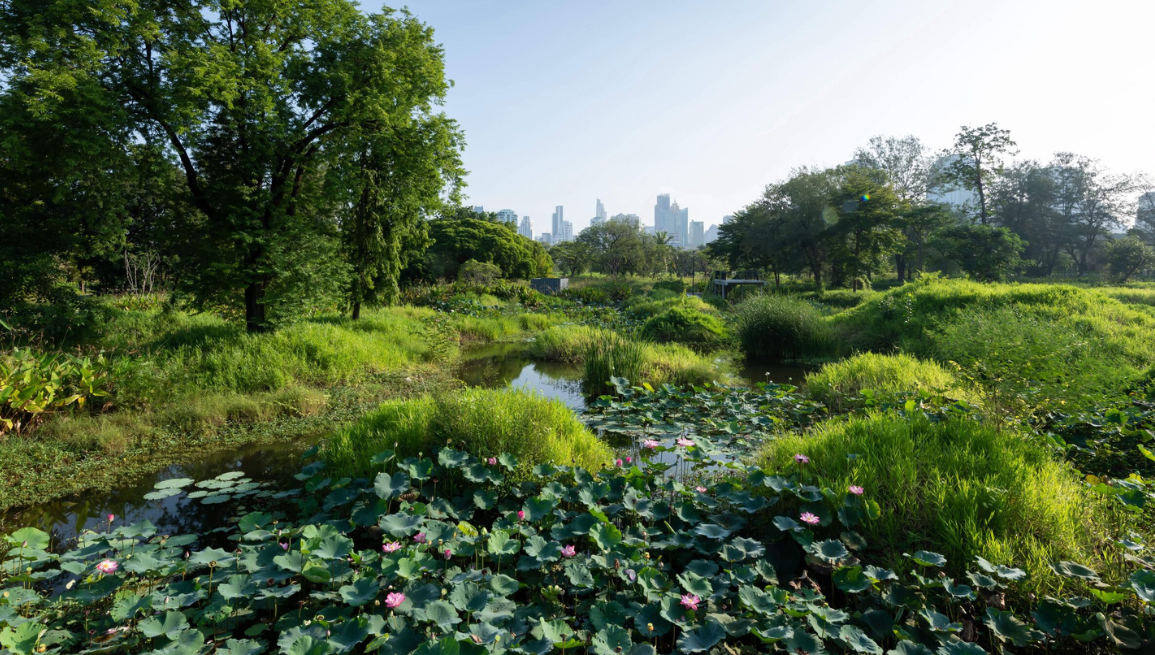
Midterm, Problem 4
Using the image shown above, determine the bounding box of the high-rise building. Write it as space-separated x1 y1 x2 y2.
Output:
472 206 485 214
595 198 607 222
496 209 517 225
518 216 532 240
689 221 704 249
559 221 573 242
551 206 566 242
927 155 978 210
653 193 690 248
537 233 552 246
611 213 641 226
722 215 734 225
704 224 719 244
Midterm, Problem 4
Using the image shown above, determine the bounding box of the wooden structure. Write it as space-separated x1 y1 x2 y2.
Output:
530 277 569 295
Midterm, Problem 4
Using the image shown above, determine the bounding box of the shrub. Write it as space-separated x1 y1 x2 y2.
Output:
804 353 966 411
651 279 685 293
757 414 1121 591
638 306 726 347
624 294 715 319
457 259 503 286
323 388 611 477
731 294 832 362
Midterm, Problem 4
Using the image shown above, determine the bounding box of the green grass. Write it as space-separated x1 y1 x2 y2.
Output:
804 352 969 411
623 294 716 319
730 294 834 363
322 387 613 478
757 414 1125 593
638 306 727 347
528 325 722 394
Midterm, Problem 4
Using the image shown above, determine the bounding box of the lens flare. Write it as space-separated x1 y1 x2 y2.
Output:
860 193 870 202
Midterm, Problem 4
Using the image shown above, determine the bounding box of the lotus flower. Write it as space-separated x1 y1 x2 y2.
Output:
413 532 426 544
382 542 401 553
517 510 526 521
614 459 623 467
385 592 405 609
800 512 820 525
694 486 708 493
95 559 119 575
625 456 632 464
680 594 701 610
280 542 289 551
848 485 864 496
443 549 452 560
561 544 576 558
642 439 660 449
675 438 694 448
793 453 809 464
107 514 115 522
487 457 497 466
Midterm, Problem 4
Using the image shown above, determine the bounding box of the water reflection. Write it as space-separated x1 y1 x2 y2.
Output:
456 343 586 410
2 437 317 545
739 362 810 388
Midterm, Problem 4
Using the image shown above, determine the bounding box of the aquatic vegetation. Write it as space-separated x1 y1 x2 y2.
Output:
638 307 727 348
730 294 833 363
2 440 1150 654
758 414 1125 592
804 352 970 412
323 387 611 478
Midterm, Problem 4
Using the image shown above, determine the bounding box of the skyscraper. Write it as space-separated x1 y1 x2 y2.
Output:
551 206 565 242
496 209 517 225
595 198 607 221
689 221 704 249
654 193 690 248
704 224 719 244
518 216 532 240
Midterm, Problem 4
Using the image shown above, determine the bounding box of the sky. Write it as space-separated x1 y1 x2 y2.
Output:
361 0 1155 235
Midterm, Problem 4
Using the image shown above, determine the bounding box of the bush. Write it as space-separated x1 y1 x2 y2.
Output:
638 306 727 347
323 387 611 477
757 414 1121 591
731 294 832 362
457 259 503 286
804 353 966 411
623 294 715 319
651 279 685 293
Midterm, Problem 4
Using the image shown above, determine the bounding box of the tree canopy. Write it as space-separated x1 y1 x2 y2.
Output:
409 218 551 281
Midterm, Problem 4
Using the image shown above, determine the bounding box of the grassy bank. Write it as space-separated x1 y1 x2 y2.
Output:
0 301 563 510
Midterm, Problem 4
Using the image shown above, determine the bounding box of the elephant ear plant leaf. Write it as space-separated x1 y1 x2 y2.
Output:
0 443 1147 655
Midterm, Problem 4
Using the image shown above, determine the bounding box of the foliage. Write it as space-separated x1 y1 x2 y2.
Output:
939 123 1017 224
624 295 716 320
411 218 552 281
804 353 967 412
934 225 1025 282
323 388 612 478
1104 236 1155 283
758 414 1123 591
0 1 462 331
0 348 121 435
457 260 504 287
638 307 727 348
3 434 1151 654
731 295 833 362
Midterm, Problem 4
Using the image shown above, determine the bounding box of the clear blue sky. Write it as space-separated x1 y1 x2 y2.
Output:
361 0 1154 235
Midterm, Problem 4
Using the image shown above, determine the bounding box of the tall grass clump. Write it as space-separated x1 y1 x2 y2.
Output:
527 325 609 363
624 294 715 319
582 333 646 396
323 388 611 478
731 294 832 362
804 352 968 411
638 306 727 348
758 414 1122 593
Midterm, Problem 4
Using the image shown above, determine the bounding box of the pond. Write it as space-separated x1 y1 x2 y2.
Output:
1 344 808 538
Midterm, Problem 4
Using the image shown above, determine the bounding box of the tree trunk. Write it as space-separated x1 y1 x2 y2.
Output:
895 254 907 285
245 282 267 333
352 301 362 320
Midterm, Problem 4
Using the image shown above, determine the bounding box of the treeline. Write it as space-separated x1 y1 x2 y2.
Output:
548 219 715 280
0 1 550 332
710 125 1154 288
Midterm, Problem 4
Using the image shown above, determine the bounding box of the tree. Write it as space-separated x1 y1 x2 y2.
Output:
576 217 651 277
547 240 593 277
941 123 1017 224
827 167 906 291
935 225 1024 282
852 135 932 202
1136 192 1155 244
1049 153 1146 274
989 161 1067 275
1103 236 1155 283
892 204 953 283
0 1 460 331
412 218 550 281
340 118 463 319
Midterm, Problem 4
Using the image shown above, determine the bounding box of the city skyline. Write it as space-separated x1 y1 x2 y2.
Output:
361 0 1154 236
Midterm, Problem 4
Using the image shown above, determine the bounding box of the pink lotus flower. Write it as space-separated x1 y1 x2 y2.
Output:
642 439 660 449
95 559 119 575
107 514 115 522
680 594 701 610
625 456 632 464
561 544 576 558
382 542 401 553
413 533 426 544
848 485 864 496
385 592 405 609
517 510 526 521
793 454 809 464
280 542 289 551
487 457 497 466
676 438 694 448
615 459 623 467
694 486 708 493
800 512 820 525
443 549 452 560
